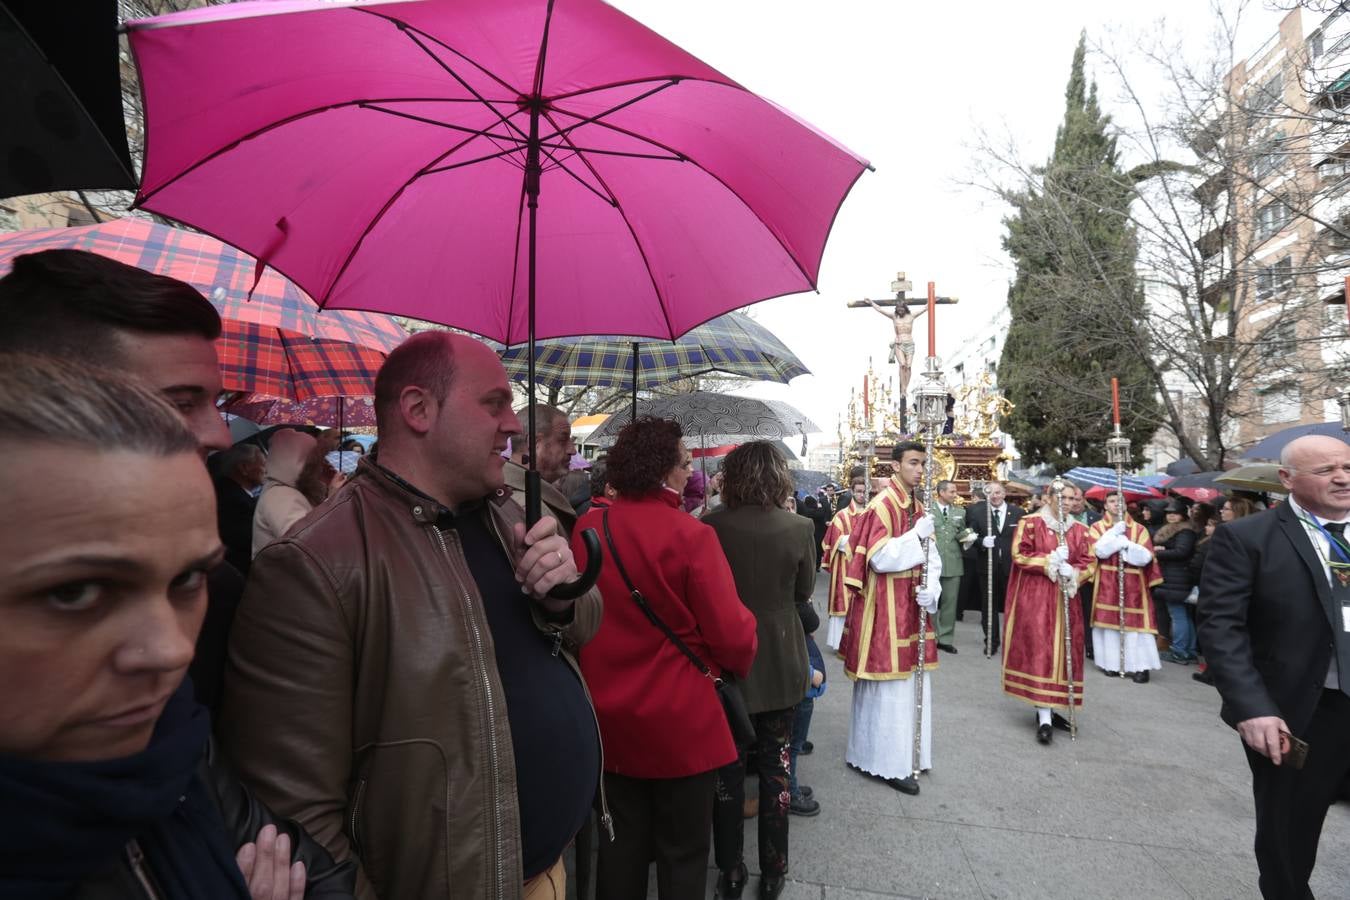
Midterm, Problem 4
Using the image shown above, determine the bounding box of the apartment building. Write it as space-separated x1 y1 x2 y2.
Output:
1195 7 1350 449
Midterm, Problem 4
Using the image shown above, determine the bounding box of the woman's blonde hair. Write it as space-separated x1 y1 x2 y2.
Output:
720 441 794 509
0 353 198 456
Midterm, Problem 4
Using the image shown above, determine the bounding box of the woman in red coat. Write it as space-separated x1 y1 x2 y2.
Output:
574 417 758 900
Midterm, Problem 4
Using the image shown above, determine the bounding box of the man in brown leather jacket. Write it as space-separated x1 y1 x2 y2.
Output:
221 332 606 900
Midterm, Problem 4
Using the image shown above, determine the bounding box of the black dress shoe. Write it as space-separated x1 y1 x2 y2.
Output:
886 775 920 795
937 643 958 654
1192 669 1215 685
799 740 813 755
1131 670 1150 684
789 795 821 816
797 784 813 800
1051 712 1072 732
1037 723 1053 744
716 862 747 899
758 875 786 900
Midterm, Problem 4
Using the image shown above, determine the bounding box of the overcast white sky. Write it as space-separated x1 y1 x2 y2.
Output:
608 0 1292 450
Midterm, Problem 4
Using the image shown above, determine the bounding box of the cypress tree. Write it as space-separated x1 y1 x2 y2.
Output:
998 34 1159 469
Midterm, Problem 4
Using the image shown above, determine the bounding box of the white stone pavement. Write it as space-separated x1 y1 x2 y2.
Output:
596 571 1350 899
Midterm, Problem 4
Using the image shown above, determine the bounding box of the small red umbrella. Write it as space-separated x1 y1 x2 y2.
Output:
1169 486 1225 504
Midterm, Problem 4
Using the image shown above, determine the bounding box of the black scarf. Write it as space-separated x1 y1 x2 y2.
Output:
0 680 249 899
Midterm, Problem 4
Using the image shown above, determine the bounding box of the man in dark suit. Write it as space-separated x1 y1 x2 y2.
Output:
1198 435 1350 899
964 481 1024 654
212 442 265 575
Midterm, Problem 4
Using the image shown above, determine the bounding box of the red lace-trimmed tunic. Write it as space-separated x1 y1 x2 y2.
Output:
1001 514 1094 709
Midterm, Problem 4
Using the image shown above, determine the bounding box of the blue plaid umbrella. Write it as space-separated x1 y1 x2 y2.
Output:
1063 466 1158 494
496 311 808 402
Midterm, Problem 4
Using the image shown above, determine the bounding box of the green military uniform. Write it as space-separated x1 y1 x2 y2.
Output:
931 500 973 646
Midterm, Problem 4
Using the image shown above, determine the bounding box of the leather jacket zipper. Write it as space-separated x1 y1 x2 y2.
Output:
126 840 164 899
432 526 507 899
484 512 614 842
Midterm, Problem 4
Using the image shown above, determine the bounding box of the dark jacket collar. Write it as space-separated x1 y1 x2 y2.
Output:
357 458 509 527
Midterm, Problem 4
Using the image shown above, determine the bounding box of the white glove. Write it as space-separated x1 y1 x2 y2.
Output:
1121 542 1153 567
1049 546 1068 566
981 535 997 549
1094 534 1123 559
916 585 941 615
835 536 849 553
960 531 978 548
1057 562 1076 580
913 515 935 539
1108 521 1127 537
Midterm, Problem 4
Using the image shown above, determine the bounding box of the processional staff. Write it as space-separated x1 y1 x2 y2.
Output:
913 282 950 778
1105 378 1132 679
1050 476 1077 741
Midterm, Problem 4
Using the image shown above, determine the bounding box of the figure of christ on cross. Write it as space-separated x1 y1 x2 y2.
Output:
849 273 958 425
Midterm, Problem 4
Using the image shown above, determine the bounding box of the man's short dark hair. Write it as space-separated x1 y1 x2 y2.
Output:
0 249 222 363
588 460 609 499
375 331 457 434
216 442 264 479
936 479 955 493
892 440 925 461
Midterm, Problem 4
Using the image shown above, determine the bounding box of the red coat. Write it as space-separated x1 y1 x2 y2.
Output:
574 490 758 778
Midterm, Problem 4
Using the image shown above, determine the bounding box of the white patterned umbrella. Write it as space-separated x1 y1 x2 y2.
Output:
587 391 818 446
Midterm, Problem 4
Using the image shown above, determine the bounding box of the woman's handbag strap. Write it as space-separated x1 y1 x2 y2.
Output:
601 508 714 679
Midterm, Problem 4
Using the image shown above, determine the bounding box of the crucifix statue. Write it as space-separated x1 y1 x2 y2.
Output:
847 272 958 423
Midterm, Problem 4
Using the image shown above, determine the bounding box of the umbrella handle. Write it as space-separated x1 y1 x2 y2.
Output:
525 469 603 600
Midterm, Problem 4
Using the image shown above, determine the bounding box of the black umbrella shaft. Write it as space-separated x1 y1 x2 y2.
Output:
631 340 639 422
526 97 542 527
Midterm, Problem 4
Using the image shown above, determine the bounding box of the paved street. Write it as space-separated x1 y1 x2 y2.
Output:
624 572 1350 900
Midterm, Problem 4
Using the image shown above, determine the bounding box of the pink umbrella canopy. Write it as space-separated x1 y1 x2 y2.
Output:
127 0 870 343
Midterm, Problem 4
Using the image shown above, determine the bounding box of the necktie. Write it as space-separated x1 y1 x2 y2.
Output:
1320 522 1350 696
1326 522 1350 578
994 507 1002 533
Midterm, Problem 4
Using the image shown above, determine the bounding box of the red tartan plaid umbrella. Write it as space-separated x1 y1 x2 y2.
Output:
0 218 405 399
220 322 389 399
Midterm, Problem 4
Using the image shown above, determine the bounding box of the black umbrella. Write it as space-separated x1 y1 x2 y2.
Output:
1165 457 1201 476
1 0 135 198
1165 470 1225 490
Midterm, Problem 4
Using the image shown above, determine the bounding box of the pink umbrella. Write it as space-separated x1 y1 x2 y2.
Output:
126 0 869 591
127 0 868 342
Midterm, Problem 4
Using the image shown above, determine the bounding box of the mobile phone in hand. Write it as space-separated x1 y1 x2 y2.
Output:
1279 731 1309 770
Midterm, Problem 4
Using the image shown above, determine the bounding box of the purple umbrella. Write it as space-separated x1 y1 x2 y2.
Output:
126 0 869 593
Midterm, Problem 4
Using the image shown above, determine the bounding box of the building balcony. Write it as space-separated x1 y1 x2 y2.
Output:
1196 222 1234 259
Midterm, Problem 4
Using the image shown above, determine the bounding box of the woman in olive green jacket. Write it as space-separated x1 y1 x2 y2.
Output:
701 442 815 900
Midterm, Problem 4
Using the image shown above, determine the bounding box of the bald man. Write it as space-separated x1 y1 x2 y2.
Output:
1198 434 1350 898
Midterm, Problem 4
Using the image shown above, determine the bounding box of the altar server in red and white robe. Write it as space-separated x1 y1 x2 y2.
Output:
823 475 868 651
1087 492 1163 683
1002 481 1095 744
840 441 941 795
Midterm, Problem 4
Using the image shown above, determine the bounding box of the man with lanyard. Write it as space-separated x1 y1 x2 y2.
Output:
1199 435 1350 898
839 442 941 795
966 482 1024 655
821 473 868 652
